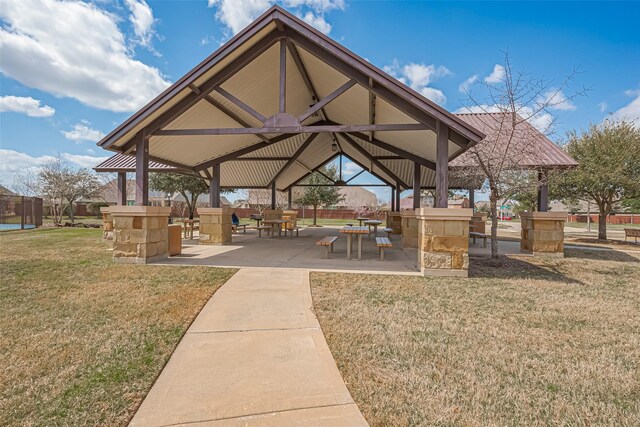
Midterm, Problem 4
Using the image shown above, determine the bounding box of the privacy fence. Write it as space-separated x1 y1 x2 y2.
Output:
0 195 43 231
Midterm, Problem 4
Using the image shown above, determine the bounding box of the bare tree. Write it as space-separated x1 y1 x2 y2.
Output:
248 189 288 214
457 52 585 257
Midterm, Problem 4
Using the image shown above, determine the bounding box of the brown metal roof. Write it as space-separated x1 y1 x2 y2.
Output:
94 153 181 172
451 113 578 169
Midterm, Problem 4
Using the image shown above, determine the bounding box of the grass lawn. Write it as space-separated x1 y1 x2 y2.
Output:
0 228 236 426
311 250 640 426
565 221 640 229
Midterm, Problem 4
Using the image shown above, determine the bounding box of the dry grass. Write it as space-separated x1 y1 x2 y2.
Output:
0 228 236 426
311 250 640 426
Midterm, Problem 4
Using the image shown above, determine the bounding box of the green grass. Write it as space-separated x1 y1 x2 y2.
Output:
311 252 640 426
0 228 236 426
565 221 640 229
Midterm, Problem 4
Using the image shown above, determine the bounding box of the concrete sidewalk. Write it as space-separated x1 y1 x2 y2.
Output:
130 268 368 426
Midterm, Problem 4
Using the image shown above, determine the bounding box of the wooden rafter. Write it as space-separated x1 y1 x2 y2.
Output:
269 133 318 186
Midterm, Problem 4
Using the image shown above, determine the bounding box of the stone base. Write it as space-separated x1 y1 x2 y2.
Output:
520 211 566 257
386 211 402 234
100 206 113 240
416 208 473 277
401 210 418 248
198 207 232 245
110 206 171 264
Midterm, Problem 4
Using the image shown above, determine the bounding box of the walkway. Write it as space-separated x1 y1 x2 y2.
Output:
129 268 368 426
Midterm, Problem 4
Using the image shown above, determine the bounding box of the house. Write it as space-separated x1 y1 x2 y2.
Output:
0 185 16 196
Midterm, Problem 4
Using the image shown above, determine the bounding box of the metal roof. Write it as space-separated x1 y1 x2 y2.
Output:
451 113 578 169
95 6 486 192
94 153 182 172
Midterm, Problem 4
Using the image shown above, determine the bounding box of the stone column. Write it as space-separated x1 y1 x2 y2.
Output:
520 211 567 256
416 208 473 277
401 210 419 248
110 206 170 264
198 207 232 245
386 211 402 234
470 212 487 234
100 206 113 240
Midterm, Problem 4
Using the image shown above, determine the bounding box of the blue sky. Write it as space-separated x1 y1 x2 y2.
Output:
1 0 639 201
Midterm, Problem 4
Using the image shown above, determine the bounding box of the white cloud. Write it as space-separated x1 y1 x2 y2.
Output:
0 149 108 186
458 75 478 93
0 95 55 117
0 0 170 112
383 60 450 105
124 0 158 53
613 89 640 123
539 89 576 111
342 160 361 177
207 0 344 35
599 101 608 113
484 64 505 84
62 122 106 143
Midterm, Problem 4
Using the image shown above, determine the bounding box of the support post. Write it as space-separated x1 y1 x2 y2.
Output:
210 163 221 208
279 39 286 114
288 188 292 209
391 187 396 211
413 162 421 209
537 169 549 212
435 122 449 208
468 188 475 212
395 183 401 211
117 172 127 206
271 182 277 210
135 132 148 206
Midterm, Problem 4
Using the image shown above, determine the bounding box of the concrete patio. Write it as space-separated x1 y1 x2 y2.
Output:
156 226 526 273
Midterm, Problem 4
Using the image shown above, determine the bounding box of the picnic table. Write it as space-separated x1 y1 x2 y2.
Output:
263 219 289 238
363 219 382 237
250 214 263 227
178 219 199 239
340 226 369 260
355 217 370 226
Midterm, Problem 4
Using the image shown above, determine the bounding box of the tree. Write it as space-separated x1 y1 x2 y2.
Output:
149 173 208 219
459 52 585 257
16 157 101 225
294 166 344 226
555 120 640 240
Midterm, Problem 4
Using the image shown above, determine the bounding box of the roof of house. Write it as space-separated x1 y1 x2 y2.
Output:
95 5 485 192
451 113 578 169
0 185 16 196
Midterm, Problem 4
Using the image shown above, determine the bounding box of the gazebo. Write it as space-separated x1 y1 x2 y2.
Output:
95 6 565 274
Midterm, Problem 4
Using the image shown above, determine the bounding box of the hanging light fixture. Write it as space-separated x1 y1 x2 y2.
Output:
331 142 338 152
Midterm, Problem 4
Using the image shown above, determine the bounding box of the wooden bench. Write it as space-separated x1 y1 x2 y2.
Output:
287 227 302 237
376 237 392 260
255 225 271 238
383 227 393 238
232 223 250 234
470 231 487 247
316 236 338 258
624 228 640 243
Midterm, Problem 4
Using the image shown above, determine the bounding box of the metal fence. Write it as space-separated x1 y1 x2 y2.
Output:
0 195 43 231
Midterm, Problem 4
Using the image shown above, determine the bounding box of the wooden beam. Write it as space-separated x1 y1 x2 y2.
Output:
204 95 269 141
288 188 292 209
214 86 267 123
298 79 356 123
469 188 475 211
210 163 221 208
338 133 409 188
111 31 281 151
117 172 127 206
413 162 421 209
537 169 549 212
135 132 149 206
395 182 401 210
154 123 428 137
435 122 449 208
279 39 286 114
345 168 366 183
269 133 319 185
368 84 376 142
271 181 277 209
287 40 319 104
347 130 436 170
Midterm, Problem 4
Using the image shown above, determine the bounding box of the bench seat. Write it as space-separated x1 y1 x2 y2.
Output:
316 236 338 258
255 225 272 238
382 227 393 237
376 237 392 260
625 228 640 243
469 231 487 247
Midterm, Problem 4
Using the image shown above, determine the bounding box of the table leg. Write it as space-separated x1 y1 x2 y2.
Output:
347 234 352 260
357 234 363 260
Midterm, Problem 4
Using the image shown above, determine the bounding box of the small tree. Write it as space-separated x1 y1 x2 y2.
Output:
295 166 343 226
149 173 208 219
555 120 640 240
459 52 585 257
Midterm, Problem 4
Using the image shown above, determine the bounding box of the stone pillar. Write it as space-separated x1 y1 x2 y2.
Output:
401 210 419 248
520 211 567 256
386 211 402 234
100 206 113 240
416 208 473 277
198 207 232 245
110 206 170 264
470 212 487 234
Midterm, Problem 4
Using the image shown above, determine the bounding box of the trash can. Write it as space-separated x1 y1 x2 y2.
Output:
168 224 182 256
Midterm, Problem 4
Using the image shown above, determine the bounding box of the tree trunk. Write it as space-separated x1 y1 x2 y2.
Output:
489 189 499 258
68 201 75 223
598 203 609 240
313 205 318 226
